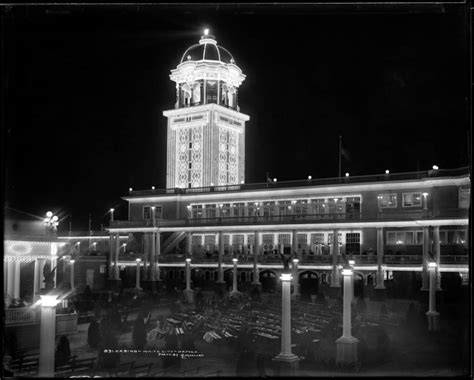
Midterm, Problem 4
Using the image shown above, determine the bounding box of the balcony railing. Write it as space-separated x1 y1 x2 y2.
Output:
439 255 469 264
383 255 422 264
5 308 39 325
110 208 469 230
127 166 470 197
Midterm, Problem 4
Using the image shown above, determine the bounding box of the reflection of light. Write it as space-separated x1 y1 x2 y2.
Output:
232 258 238 263
396 240 403 245
280 273 292 281
39 295 60 307
341 268 353 276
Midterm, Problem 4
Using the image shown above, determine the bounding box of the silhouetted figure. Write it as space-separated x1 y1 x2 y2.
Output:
88 317 101 348
279 253 293 271
55 336 71 366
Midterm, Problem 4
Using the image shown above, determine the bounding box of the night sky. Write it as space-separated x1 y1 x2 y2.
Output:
3 3 470 231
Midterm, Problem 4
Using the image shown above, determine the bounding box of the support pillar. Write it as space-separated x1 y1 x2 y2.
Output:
432 226 442 291
135 259 142 290
421 227 430 290
186 232 192 255
291 259 300 299
108 235 115 280
273 273 299 365
156 231 161 282
184 258 194 303
51 257 57 288
426 263 440 331
216 232 225 288
292 230 298 256
230 258 240 297
38 295 61 377
330 230 341 288
252 232 261 285
70 260 75 291
336 268 358 366
114 233 120 281
375 228 386 299
13 261 21 299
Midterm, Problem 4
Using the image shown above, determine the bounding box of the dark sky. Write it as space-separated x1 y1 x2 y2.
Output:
3 3 470 231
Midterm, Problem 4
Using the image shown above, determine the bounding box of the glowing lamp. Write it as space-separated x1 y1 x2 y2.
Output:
204 28 209 35
186 258 191 263
280 273 292 281
422 192 429 197
341 268 353 276
46 211 53 218
129 187 133 192
151 186 155 190
348 259 355 266
151 206 155 210
428 262 437 269
241 180 244 184
337 265 343 270
136 258 141 263
52 215 58 222
39 295 61 307
334 198 338 202
385 170 390 174
211 183 214 186
432 165 439 170
232 258 238 263
308 175 312 180
292 258 299 264
69 259 75 264
345 172 349 177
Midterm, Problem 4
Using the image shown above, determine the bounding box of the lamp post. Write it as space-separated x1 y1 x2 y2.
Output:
273 273 299 365
69 260 75 291
109 208 115 222
184 258 194 303
135 258 142 290
336 267 358 366
426 262 440 331
291 259 300 299
230 258 240 297
38 295 61 377
44 211 59 235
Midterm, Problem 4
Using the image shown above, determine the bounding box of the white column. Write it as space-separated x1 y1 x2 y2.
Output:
150 232 156 281
336 268 359 365
51 257 57 288
330 230 340 287
185 259 191 291
291 259 300 299
217 231 225 283
156 231 161 281
38 295 60 377
292 230 298 255
70 260 75 291
426 263 440 331
4 261 8 302
108 235 115 280
186 232 192 255
135 259 142 290
184 258 194 303
421 227 430 290
114 233 120 280
375 228 386 289
231 258 240 296
273 273 299 363
433 226 442 291
252 232 261 284
13 261 21 299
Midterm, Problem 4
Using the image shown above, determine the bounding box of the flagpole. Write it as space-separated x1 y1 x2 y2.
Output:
338 135 342 178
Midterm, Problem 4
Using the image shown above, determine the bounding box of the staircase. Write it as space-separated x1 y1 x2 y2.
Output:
162 231 186 255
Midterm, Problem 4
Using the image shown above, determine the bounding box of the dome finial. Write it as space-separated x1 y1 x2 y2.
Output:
204 28 209 36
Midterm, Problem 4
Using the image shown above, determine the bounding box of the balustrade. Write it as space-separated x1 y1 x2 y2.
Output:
5 308 39 325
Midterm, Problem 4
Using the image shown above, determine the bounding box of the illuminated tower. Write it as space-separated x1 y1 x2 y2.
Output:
163 29 249 189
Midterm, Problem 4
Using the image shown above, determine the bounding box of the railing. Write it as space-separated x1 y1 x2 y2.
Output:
383 255 423 264
127 166 470 197
440 255 469 264
109 208 468 229
5 308 39 325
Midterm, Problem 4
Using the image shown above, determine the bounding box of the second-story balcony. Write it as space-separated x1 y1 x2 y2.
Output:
109 208 467 230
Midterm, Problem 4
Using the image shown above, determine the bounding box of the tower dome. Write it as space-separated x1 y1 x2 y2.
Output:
180 32 236 64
